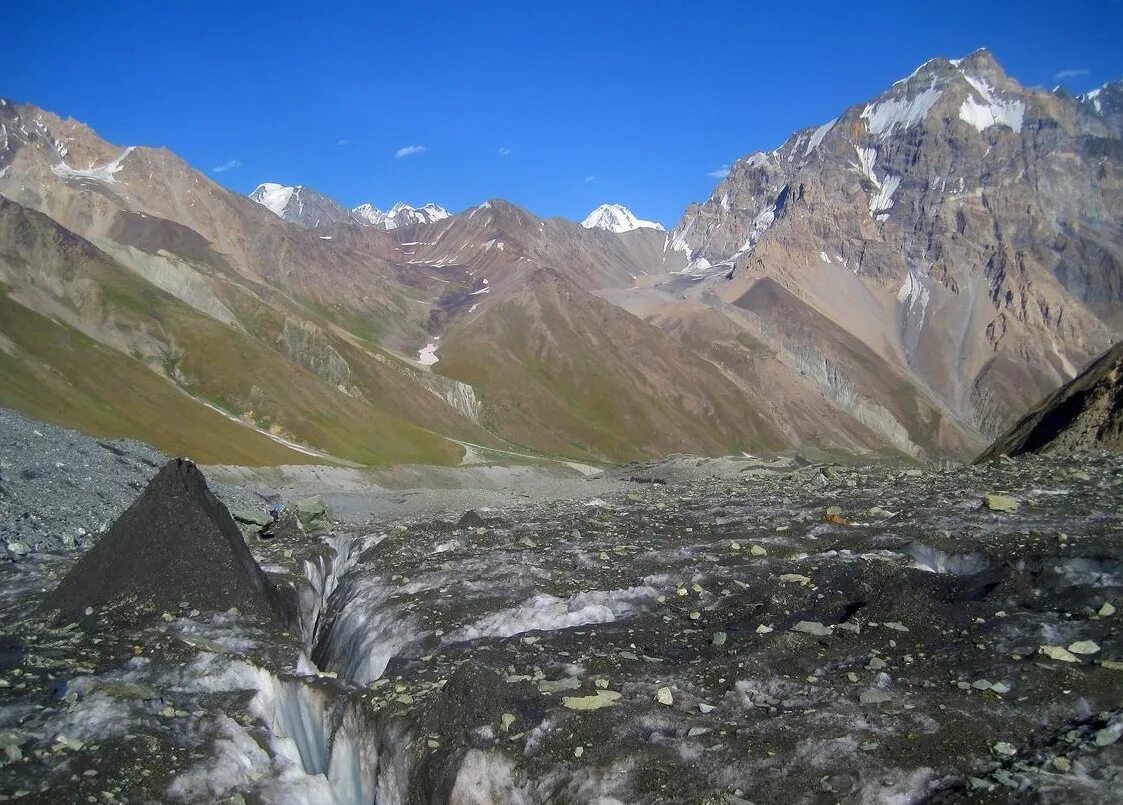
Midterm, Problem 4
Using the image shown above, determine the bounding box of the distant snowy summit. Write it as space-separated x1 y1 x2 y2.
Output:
249 182 355 229
249 183 448 230
581 203 664 233
353 201 449 230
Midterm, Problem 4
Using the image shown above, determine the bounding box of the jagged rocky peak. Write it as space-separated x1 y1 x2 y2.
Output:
248 182 353 229
351 201 450 229
581 203 664 233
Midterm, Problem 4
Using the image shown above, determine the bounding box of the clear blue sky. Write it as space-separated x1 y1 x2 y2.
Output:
3 1 1121 226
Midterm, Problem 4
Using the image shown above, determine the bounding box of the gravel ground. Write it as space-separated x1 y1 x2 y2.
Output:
0 410 283 559
0 409 166 557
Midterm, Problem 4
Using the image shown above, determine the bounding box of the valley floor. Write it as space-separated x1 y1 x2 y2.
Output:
0 411 1121 803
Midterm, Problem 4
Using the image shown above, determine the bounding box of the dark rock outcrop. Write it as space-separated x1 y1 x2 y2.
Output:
42 458 282 622
976 340 1123 461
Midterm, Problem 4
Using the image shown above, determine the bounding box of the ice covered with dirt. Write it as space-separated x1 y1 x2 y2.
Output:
2 413 1122 802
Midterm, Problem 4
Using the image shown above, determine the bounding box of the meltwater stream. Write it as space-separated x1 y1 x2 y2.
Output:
239 531 418 805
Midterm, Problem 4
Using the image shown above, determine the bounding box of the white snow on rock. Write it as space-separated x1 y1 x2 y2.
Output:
869 174 901 216
51 146 135 184
803 118 837 156
958 75 1024 133
249 183 296 218
418 342 439 366
851 145 900 219
819 251 831 264
854 146 879 185
581 203 665 233
897 264 931 321
862 83 943 137
1081 87 1104 114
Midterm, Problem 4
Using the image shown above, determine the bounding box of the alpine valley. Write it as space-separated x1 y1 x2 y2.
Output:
1 48 1121 467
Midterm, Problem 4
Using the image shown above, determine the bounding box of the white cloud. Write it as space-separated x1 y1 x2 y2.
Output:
337 138 350 146
706 164 730 179
584 175 596 183
497 146 511 156
1055 68 1090 81
212 158 241 173
395 145 427 159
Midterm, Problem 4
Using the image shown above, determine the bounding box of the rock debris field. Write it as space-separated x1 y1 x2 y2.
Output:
1 414 1121 803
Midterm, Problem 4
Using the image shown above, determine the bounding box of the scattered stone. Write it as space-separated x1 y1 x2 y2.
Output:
778 573 812 586
983 494 1018 513
294 496 329 533
538 677 582 694
791 621 832 637
1068 640 1100 655
1099 602 1116 617
750 545 767 556
712 631 727 646
656 687 674 706
755 624 773 634
1039 645 1079 663
993 742 1017 757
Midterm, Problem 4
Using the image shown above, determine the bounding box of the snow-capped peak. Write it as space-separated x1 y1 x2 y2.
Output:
581 204 664 233
249 183 297 218
351 202 449 230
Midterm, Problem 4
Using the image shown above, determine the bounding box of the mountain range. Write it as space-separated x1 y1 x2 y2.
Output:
1 49 1120 466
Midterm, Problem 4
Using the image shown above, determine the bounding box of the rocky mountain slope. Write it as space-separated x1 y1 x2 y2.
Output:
660 50 1123 442
1 49 1120 465
977 339 1123 460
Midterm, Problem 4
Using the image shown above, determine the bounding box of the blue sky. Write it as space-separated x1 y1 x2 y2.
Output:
2 1 1121 226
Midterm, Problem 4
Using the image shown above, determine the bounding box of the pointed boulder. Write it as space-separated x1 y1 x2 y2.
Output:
43 458 281 622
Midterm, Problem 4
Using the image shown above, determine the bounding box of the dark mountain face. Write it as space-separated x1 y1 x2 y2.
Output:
977 339 1123 461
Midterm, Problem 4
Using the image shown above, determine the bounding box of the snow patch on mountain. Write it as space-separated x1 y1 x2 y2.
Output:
897 264 931 321
803 118 837 156
249 183 296 218
51 147 135 185
418 342 439 366
958 76 1024 133
581 204 664 233
869 174 901 216
862 83 942 137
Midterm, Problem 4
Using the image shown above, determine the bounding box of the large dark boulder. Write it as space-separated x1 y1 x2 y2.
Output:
976 341 1123 462
42 458 282 623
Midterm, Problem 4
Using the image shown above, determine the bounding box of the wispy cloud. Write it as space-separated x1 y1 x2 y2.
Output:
497 146 511 156
212 158 242 173
584 175 596 183
1055 68 1090 81
395 144 427 159
337 138 350 146
706 164 730 179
